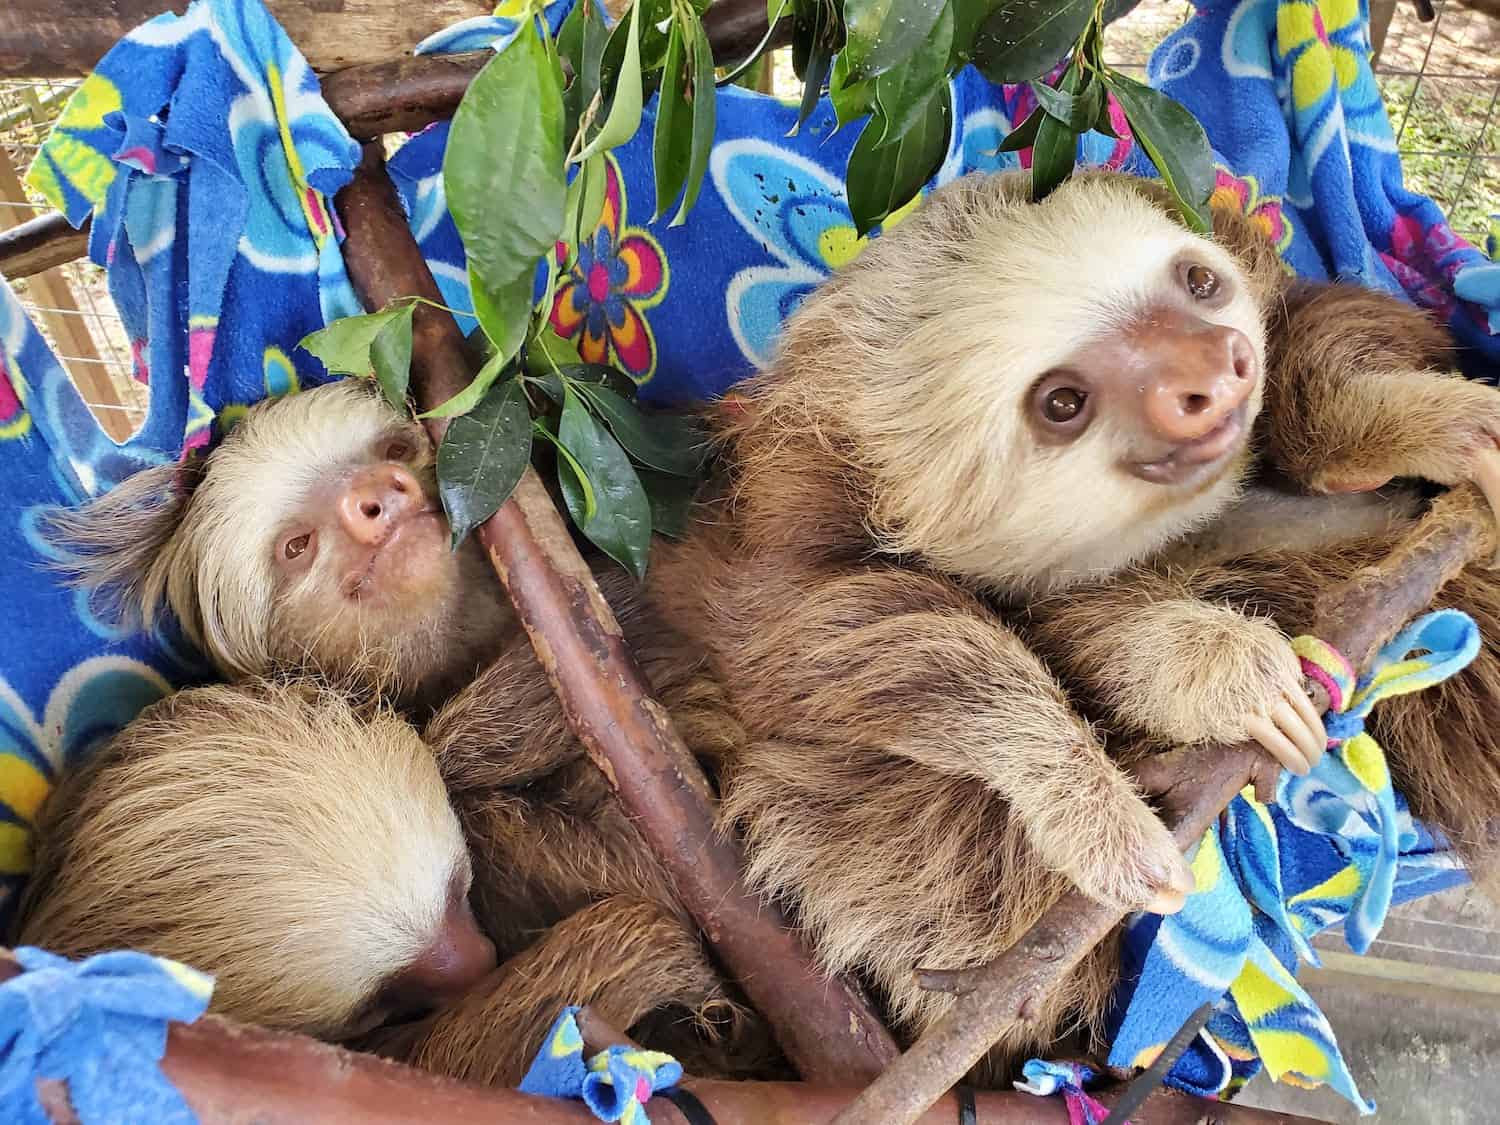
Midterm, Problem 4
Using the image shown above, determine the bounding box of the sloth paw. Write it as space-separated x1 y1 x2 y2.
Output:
1049 793 1195 915
1220 632 1327 777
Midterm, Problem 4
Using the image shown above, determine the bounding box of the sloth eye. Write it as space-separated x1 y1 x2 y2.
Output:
1041 386 1087 424
384 439 415 462
1184 264 1220 300
283 533 311 560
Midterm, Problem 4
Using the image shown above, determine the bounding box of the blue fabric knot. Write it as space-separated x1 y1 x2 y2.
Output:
0 948 213 1125
519 1006 683 1124
1453 260 1500 335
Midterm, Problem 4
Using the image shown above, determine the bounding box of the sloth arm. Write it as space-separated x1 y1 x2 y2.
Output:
714 564 1193 910
1258 282 1500 495
1021 569 1323 774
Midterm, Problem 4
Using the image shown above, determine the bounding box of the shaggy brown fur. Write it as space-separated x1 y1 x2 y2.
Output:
361 896 768 1086
1025 485 1500 874
13 674 769 1079
616 170 1500 1081
39 380 513 713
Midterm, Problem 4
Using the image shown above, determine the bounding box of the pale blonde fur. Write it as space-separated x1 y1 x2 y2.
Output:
755 170 1266 594
15 680 468 1040
41 379 511 709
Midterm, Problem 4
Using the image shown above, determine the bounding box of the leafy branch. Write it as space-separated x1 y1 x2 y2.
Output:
300 0 1213 577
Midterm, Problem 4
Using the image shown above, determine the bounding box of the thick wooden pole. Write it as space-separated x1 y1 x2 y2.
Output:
334 142 899 1085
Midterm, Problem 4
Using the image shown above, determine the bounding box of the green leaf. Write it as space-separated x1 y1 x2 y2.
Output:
1092 91 1120 138
874 4 953 145
829 51 876 126
846 83 951 236
1030 70 1102 132
972 0 1091 85
947 0 989 69
558 389 653 578
652 21 692 222
445 23 566 367
670 8 716 226
539 424 597 519
564 155 607 253
997 105 1044 152
794 1 835 135
368 303 415 411
717 0 791 88
562 0 612 146
574 382 706 475
526 327 585 376
421 348 513 420
1029 63 1080 200
843 0 946 81
579 0 644 161
437 378 534 547
298 305 410 376
1103 70 1215 232
466 264 536 385
638 468 700 539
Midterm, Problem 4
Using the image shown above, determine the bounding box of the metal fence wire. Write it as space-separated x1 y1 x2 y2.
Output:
3 0 1499 441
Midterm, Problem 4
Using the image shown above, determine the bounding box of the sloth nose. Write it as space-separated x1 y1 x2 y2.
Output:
400 895 497 1008
1141 321 1256 444
337 464 423 546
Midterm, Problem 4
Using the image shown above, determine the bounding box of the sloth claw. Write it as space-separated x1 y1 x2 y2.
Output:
1057 796 1195 916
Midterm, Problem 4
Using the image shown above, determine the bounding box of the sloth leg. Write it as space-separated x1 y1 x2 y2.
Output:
727 571 1195 913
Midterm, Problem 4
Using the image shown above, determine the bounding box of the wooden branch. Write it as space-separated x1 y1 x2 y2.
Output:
0 0 782 78
831 485 1497 1125
4 945 1324 1125
0 209 89 282
0 0 490 78
321 52 491 140
333 142 899 1085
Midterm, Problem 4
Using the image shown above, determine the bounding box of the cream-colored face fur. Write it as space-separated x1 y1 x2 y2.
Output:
776 171 1268 593
18 682 470 1039
91 380 508 705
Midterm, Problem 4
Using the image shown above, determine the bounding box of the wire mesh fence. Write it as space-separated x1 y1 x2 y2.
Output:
1 77 143 441
2 0 1498 444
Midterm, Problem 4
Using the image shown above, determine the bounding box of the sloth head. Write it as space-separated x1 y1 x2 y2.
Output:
42 379 512 710
16 680 497 1039
735 169 1280 593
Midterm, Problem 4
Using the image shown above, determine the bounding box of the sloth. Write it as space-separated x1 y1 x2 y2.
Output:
15 679 500 1040
13 679 746 1079
624 169 1500 1078
40 380 513 712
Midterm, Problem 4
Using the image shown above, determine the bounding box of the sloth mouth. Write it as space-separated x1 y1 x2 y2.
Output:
1128 402 1250 487
342 509 448 600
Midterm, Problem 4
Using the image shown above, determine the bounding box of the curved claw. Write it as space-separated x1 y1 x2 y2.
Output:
1245 715 1308 776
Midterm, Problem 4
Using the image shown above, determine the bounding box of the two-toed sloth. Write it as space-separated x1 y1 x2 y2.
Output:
13 679 752 1085
39 167 1500 1081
